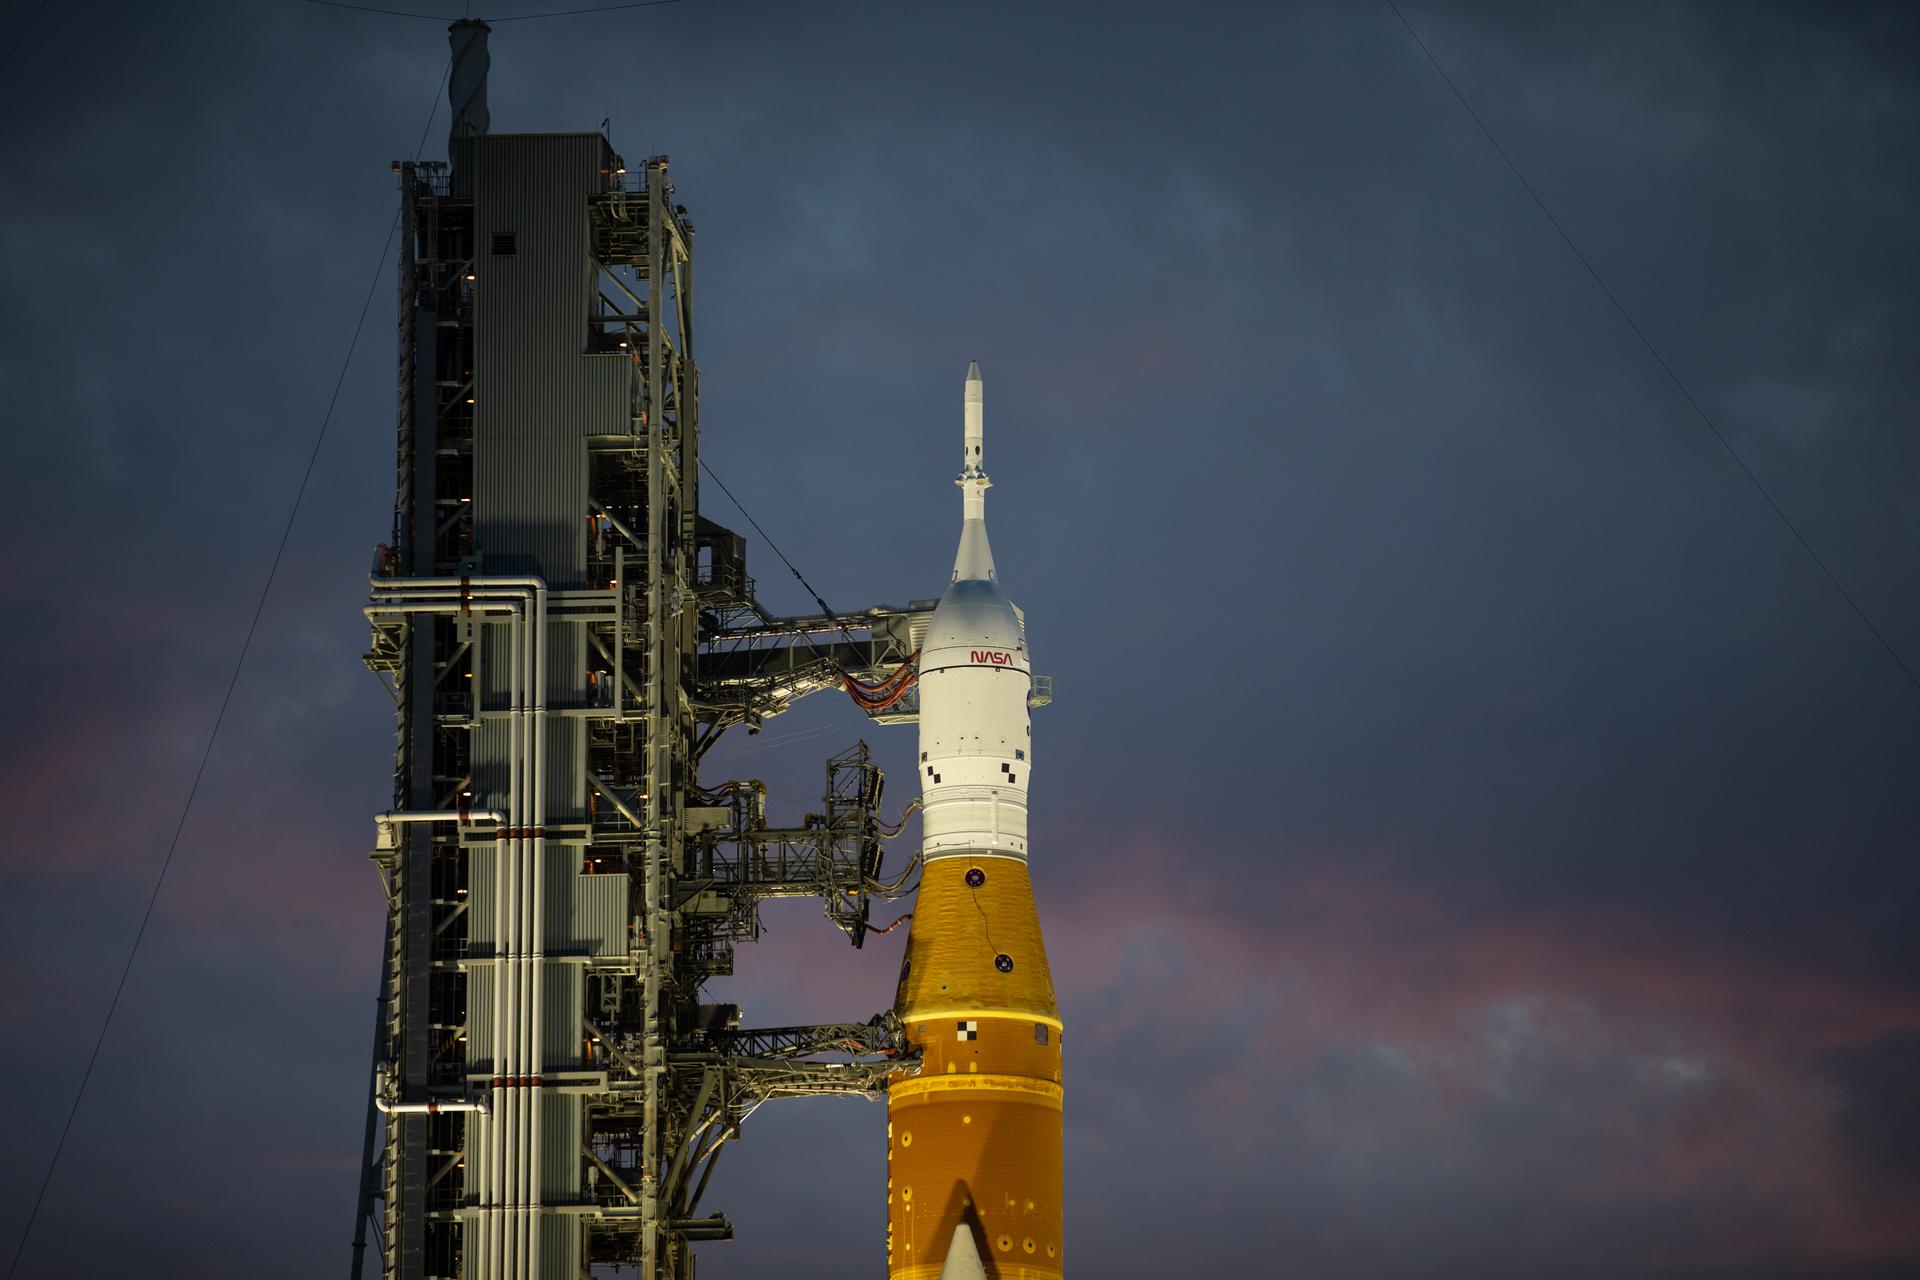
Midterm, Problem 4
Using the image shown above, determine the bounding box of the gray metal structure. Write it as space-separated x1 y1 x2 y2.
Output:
351 21 956 1280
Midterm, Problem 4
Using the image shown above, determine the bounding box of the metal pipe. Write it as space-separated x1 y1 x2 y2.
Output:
367 575 554 1279
376 808 505 827
470 615 485 730
530 581 548 1269
502 609 513 1274
490 603 520 1279
584 1146 641 1205
588 499 644 551
515 581 542 1276
376 1097 490 1115
508 590 534 1279
370 573 546 590
612 546 623 722
369 581 528 1271
534 573 546 1259
586 774 644 832
364 600 517 619
506 590 528 1276
581 1019 644 1079
491 614 514 1274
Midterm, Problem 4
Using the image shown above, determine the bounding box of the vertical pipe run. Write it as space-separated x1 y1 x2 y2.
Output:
612 547 623 722
509 599 525 1280
365 578 546 1280
529 583 548 1272
496 605 520 1279
514 591 530 1276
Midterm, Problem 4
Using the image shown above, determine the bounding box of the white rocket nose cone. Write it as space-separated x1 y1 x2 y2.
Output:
937 1223 989 1280
965 360 981 382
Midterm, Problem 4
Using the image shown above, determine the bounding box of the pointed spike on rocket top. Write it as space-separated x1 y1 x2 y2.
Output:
953 360 996 582
938 1223 990 1280
962 360 985 473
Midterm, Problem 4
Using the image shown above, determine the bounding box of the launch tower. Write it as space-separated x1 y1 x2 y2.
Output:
352 22 1028 1280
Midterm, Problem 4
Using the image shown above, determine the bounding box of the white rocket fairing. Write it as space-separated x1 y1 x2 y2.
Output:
916 361 1033 862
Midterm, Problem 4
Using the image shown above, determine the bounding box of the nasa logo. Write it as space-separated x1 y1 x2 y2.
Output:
970 650 1015 666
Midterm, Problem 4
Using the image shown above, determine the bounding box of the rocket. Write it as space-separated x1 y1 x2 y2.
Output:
889 363 1064 1279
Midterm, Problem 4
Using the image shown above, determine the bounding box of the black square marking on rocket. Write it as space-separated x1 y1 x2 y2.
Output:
931 774 940 784
1001 762 1011 773
1034 1023 1049 1045
957 1020 978 1041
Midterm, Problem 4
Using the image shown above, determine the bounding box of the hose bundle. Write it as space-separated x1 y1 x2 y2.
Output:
842 650 920 713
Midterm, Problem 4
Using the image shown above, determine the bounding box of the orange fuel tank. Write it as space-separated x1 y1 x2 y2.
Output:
889 858 1062 1279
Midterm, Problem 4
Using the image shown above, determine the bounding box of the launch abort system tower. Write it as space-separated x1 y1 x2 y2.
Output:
354 21 977 1280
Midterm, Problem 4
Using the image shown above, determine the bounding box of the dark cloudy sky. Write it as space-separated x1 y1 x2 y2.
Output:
3 1 1918 1276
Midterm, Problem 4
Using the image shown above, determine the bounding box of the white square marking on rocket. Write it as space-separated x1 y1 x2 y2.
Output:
957 1020 978 1041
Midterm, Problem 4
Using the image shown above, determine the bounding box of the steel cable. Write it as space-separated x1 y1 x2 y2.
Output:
1 55 454 1280
1384 0 1919 696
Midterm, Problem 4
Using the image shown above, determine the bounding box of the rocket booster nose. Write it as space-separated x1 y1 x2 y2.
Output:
965 360 981 386
937 1223 989 1280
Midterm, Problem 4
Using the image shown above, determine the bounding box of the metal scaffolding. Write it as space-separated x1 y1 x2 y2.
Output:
353 124 947 1280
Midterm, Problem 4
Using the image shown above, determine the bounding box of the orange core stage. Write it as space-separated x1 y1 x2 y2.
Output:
888 858 1063 1279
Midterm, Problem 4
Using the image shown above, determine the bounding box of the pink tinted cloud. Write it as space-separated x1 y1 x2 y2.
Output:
0 572 249 872
1045 846 1920 1059
1038 840 1920 1268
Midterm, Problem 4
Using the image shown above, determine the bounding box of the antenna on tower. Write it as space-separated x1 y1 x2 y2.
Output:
447 19 491 158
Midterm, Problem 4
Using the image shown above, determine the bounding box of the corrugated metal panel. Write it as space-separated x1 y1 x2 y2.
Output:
471 627 586 823
470 964 584 1074
456 1206 579 1264
543 964 582 1070
469 846 498 951
472 851 597 945
460 138 632 1260
466 721 585 821
540 1215 580 1273
542 1095 583 1201
474 434 587 583
472 134 626 592
551 865 630 958
472 718 514 811
454 1207 579 1273
467 966 494 1074
462 1113 497 1198
543 646 587 823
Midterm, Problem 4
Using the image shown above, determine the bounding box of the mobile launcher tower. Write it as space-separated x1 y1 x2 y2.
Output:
354 22 1060 1280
